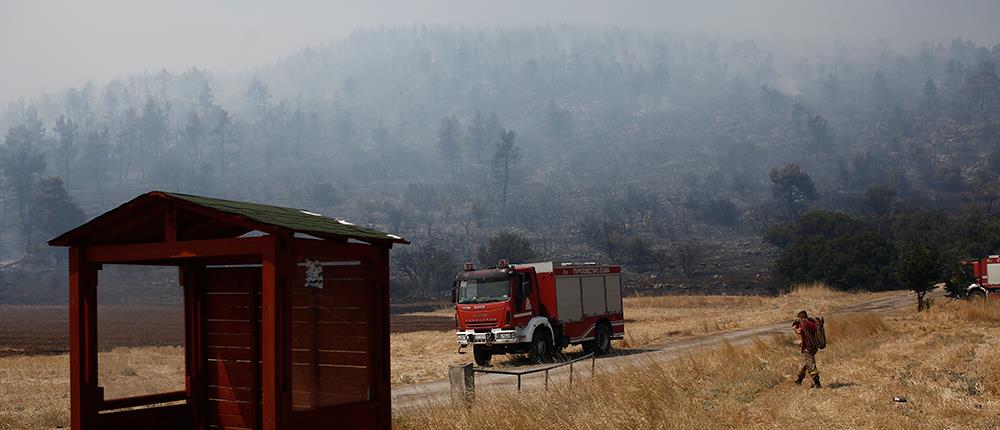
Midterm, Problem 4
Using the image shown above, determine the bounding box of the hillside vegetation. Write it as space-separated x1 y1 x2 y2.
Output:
3 27 1000 303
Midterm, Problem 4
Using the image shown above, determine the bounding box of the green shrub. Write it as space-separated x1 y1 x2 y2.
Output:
770 210 898 291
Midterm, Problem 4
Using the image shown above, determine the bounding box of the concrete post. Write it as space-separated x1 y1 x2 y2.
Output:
449 363 475 407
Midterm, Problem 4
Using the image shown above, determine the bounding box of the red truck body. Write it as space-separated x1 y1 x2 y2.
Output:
454 261 624 365
966 255 1000 299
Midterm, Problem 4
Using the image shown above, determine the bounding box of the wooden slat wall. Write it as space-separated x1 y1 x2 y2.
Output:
203 268 261 430
289 263 373 411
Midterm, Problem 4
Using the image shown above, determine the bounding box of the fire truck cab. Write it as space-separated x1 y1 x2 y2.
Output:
453 260 625 366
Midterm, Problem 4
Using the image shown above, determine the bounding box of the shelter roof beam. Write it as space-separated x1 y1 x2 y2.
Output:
86 237 270 264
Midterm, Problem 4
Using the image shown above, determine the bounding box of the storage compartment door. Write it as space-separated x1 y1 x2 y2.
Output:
988 263 1000 285
555 276 582 322
605 275 622 313
581 276 605 316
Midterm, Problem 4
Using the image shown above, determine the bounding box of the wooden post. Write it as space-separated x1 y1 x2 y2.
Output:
374 247 391 429
261 235 291 430
182 265 207 430
250 262 262 430
69 246 99 429
448 363 475 407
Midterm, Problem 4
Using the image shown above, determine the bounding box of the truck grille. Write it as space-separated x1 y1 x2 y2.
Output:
466 320 498 330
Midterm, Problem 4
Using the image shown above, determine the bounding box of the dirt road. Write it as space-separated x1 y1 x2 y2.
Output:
392 290 923 410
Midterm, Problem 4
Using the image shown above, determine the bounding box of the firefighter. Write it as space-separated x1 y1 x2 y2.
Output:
792 310 821 388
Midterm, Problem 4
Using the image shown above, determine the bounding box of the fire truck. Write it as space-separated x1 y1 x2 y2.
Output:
965 255 1000 299
452 260 625 366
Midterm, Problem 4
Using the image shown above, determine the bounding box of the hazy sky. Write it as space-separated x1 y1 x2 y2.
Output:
2 0 1000 105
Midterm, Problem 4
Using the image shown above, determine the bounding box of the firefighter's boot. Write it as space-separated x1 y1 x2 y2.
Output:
811 375 822 389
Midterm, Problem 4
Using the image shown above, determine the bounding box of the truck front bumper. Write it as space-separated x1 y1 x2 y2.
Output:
456 329 518 345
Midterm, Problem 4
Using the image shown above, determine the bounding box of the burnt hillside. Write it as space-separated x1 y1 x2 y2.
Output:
2 28 999 303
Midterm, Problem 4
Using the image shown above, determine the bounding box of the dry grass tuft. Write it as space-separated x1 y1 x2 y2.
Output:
824 312 887 342
924 297 1000 323
787 282 845 299
983 348 1000 396
955 299 1000 322
625 294 768 309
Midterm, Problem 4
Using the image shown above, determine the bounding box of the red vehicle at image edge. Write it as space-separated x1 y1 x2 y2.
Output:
965 255 1000 299
452 260 625 366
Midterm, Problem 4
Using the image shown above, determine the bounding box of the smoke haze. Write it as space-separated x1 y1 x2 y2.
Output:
3 0 1000 104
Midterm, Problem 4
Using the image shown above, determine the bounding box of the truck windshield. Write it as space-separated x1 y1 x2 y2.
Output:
457 278 510 304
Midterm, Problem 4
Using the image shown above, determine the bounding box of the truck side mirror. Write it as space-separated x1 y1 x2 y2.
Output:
451 281 457 303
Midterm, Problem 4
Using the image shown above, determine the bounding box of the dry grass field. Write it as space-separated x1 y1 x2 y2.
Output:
1 288 996 429
390 284 899 385
0 346 184 429
617 283 892 348
394 299 1000 429
0 305 186 429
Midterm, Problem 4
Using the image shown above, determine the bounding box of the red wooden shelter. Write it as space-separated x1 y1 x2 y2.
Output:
49 191 407 430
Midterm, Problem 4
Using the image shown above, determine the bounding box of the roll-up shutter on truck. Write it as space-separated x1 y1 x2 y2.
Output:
556 276 583 321
989 263 1000 285
582 276 605 316
606 274 622 313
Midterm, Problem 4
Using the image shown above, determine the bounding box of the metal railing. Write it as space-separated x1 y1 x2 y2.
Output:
472 352 596 391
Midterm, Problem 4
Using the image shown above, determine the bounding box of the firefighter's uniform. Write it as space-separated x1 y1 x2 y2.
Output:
794 318 821 388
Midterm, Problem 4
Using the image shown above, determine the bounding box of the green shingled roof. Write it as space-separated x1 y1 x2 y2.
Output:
163 192 408 244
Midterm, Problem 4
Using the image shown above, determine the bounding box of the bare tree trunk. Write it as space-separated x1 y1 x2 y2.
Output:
501 157 509 207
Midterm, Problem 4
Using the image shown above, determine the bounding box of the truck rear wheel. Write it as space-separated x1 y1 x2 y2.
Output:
473 345 492 366
969 288 988 300
591 324 612 355
528 329 552 364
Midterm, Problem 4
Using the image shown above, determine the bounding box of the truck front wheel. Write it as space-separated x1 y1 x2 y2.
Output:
528 329 552 363
473 345 493 366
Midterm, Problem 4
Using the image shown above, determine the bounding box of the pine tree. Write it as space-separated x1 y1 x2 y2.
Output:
437 115 462 175
492 129 521 207
1 120 47 251
32 177 85 244
769 164 817 220
54 115 79 190
896 242 942 311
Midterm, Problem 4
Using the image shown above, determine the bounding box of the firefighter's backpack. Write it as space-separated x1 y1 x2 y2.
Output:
814 317 827 349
